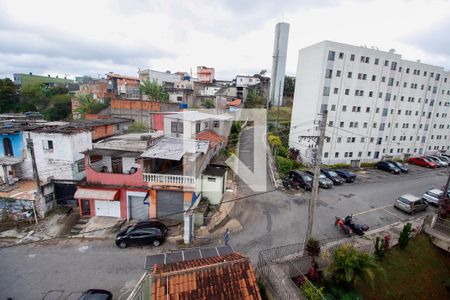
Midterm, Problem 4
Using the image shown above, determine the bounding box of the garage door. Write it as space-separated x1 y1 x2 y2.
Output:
129 195 149 221
95 200 121 218
157 191 184 221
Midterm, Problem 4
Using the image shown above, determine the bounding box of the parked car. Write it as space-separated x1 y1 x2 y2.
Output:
306 171 334 188
394 194 428 214
78 289 113 300
321 169 345 185
288 171 313 191
422 188 446 206
334 169 356 183
426 156 448 167
115 220 168 248
407 157 438 168
438 155 450 163
375 161 401 174
385 160 409 173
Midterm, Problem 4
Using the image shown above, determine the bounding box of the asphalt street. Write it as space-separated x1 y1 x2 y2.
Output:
0 126 448 299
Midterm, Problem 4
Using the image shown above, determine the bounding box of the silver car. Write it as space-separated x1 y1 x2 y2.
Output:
427 156 448 167
394 194 428 214
422 189 443 205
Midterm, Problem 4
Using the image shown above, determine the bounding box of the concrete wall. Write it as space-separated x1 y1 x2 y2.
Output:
202 172 226 205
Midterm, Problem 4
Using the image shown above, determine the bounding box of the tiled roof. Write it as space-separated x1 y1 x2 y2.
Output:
196 130 225 148
228 98 242 107
152 253 261 300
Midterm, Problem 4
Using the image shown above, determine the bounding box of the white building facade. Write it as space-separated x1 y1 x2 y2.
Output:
289 41 450 166
138 69 181 85
270 22 290 107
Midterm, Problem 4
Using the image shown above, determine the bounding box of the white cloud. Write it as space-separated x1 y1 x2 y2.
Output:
0 0 449 80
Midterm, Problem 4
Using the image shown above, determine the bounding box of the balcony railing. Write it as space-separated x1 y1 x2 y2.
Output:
143 173 196 186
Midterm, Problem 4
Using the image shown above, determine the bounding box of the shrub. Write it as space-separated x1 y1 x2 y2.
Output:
229 132 239 145
327 163 351 169
275 155 294 174
374 237 385 260
276 145 289 157
127 121 148 133
230 121 241 135
268 133 282 148
398 223 412 249
258 280 269 300
360 162 377 168
301 280 325 300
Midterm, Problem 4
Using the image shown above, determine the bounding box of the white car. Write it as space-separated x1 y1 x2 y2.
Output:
428 156 449 167
422 188 444 206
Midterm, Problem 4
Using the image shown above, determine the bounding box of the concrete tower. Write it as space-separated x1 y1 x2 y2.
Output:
270 22 290 107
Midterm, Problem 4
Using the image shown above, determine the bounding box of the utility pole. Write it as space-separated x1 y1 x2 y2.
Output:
301 110 328 247
27 134 42 223
438 172 450 218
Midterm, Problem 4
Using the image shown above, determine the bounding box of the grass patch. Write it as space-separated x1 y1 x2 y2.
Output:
268 106 292 121
358 234 450 300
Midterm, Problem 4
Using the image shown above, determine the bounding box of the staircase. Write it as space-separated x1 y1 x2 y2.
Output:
69 216 90 235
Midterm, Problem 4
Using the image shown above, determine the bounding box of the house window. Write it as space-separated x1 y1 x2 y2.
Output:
176 96 183 102
213 120 220 128
43 140 54 152
171 121 183 133
3 137 13 156
76 159 85 173
207 177 216 182
196 122 201 133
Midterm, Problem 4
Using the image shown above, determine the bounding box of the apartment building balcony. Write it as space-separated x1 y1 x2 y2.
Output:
143 173 196 186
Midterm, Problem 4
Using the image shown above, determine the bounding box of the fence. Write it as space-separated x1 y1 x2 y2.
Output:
257 236 375 300
126 272 151 300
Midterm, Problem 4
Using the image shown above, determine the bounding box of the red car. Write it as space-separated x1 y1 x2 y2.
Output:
407 156 438 168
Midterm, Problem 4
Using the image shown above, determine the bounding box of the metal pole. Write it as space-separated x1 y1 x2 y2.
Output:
305 110 327 245
27 134 43 221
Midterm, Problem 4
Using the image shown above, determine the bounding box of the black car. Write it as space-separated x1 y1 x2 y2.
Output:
115 220 168 248
78 289 112 300
385 160 409 173
321 169 345 185
376 161 401 174
306 170 334 188
334 169 356 183
288 170 313 190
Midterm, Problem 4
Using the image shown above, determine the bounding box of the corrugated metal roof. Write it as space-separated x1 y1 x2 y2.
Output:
141 137 209 161
74 188 119 200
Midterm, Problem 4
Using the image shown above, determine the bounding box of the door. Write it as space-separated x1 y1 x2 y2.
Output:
156 191 184 221
95 200 120 217
3 138 13 156
129 195 149 220
81 199 90 215
127 230 149 245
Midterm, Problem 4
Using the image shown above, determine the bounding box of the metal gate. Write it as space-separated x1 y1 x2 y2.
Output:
157 191 184 221
129 196 149 221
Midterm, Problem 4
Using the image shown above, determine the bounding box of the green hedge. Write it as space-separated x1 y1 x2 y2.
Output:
276 155 294 174
360 162 377 168
326 163 351 169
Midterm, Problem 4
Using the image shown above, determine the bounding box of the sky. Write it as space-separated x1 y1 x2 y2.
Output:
1 0 450 80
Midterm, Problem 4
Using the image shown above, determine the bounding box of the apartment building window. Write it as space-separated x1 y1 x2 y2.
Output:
361 137 365 143
337 137 342 143
436 73 440 80
344 152 348 158
333 88 339 94
347 72 352 78
403 82 407 87
195 122 201 133
381 76 386 82
369 91 373 97
328 51 335 61
391 61 397 70
325 69 333 78
421 84 424 90
374 58 379 65
400 96 404 101
342 105 347 112
323 87 330 96
366 107 370 113
380 123 385 131
388 78 394 86
339 52 344 59
363 122 368 128
331 104 336 111
340 121 344 127
336 70 341 77
406 68 410 74
382 108 388 116
385 93 391 101
328 121 334 127
368 151 372 157
324 152 329 158
350 54 355 61
213 120 220 128
335 152 339 158
377 137 382 145
372 75 376 81
347 137 351 143
345 89 349 95
384 60 389 66
392 136 396 141
430 72 434 78
358 152 362 157
373 123 377 128
378 92 383 98
424 71 427 76
376 108 380 113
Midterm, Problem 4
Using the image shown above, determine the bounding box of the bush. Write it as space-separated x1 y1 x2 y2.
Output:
398 223 412 249
276 145 289 157
258 281 269 300
360 162 377 168
301 280 325 300
229 132 239 145
276 155 294 174
268 133 282 148
374 236 385 261
327 163 351 169
127 121 149 133
231 121 241 135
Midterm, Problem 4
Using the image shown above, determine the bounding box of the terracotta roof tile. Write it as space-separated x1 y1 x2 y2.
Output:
228 98 242 107
195 130 225 148
151 253 261 300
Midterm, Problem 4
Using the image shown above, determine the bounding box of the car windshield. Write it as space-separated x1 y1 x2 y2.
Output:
398 197 411 205
126 226 135 234
328 171 338 176
396 162 403 167
303 175 312 181
319 174 326 179
427 190 443 198
387 163 396 168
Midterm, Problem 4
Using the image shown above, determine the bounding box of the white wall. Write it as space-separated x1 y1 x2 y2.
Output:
202 172 226 205
236 76 261 88
139 69 181 85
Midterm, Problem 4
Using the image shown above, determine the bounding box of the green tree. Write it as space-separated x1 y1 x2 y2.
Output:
44 94 72 121
327 244 383 289
75 94 109 115
201 98 215 108
398 223 412 249
244 89 264 108
127 121 149 133
0 78 19 113
140 80 169 102
21 82 48 110
275 155 294 174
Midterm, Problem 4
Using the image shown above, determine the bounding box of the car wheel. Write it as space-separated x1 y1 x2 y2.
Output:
152 240 161 247
118 241 128 249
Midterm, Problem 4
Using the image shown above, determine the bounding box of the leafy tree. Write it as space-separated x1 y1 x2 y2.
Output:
140 80 169 102
21 82 48 110
201 98 215 108
284 76 295 97
43 94 72 121
0 78 19 113
127 121 149 133
327 244 383 289
275 155 293 174
244 89 264 108
75 94 109 115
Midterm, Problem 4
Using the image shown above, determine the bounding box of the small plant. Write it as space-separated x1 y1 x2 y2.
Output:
383 234 391 250
398 223 412 249
300 280 325 300
374 237 385 260
275 155 294 174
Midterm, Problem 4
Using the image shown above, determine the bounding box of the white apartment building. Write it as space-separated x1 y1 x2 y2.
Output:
289 41 450 166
